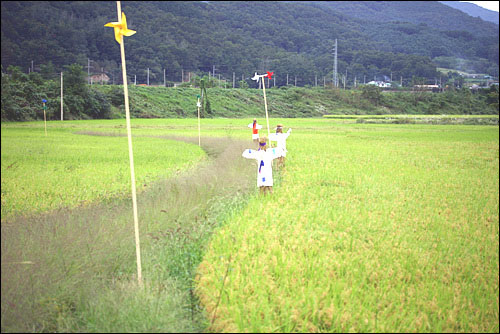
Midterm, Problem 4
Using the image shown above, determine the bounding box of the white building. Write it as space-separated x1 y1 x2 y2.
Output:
367 81 391 88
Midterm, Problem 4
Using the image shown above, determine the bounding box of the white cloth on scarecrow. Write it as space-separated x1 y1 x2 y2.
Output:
269 128 292 157
242 147 284 187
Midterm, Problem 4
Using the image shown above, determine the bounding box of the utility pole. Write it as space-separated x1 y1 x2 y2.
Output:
182 68 184 83
332 39 338 87
315 74 317 87
274 74 276 87
287 73 289 86
86 58 94 84
134 75 136 85
147 68 149 86
233 72 235 88
345 69 347 89
213 65 216 78
164 68 166 86
31 60 34 73
295 76 297 86
364 75 366 85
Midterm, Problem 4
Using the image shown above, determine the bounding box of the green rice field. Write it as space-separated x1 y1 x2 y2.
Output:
1 118 498 332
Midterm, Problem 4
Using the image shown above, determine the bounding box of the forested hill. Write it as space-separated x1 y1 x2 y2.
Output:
1 1 498 86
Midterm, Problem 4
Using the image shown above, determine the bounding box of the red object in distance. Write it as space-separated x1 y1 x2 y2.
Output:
266 71 274 79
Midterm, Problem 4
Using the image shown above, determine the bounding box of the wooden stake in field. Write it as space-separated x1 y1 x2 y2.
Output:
105 2 142 287
60 72 63 121
197 94 201 147
251 71 274 140
42 99 47 136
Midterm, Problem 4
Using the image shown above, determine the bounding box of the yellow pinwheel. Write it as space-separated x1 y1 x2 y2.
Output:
105 12 136 44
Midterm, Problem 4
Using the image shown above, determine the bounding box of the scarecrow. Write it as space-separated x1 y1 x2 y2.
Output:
269 124 292 168
248 118 263 146
242 136 283 195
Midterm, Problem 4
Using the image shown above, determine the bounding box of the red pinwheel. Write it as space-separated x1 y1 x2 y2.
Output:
266 71 274 79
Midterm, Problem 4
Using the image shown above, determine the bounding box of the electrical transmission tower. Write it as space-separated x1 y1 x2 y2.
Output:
332 39 338 88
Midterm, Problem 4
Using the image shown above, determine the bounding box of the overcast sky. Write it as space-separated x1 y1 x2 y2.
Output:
461 1 499 12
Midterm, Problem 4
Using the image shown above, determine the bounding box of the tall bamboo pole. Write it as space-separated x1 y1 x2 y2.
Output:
116 0 142 287
43 102 47 136
197 97 201 147
261 78 270 140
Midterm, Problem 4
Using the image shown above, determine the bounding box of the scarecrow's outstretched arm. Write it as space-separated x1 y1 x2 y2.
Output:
269 147 284 159
242 149 259 160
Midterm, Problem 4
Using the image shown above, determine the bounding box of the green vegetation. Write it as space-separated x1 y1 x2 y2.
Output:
196 119 499 332
323 114 499 125
2 63 499 121
1 119 498 332
1 120 205 220
97 83 500 118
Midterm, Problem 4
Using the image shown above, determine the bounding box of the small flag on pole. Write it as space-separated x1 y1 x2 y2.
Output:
42 99 47 136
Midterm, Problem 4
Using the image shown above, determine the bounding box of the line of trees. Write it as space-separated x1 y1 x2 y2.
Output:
1 64 111 121
2 62 498 122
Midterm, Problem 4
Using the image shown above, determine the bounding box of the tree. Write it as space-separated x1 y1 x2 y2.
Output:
361 84 382 106
238 80 249 89
64 64 87 94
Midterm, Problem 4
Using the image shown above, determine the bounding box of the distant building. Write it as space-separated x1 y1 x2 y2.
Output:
90 73 110 84
413 84 440 92
367 81 391 88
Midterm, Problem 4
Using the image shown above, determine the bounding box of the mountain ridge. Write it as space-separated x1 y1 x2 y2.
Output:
1 1 498 83
439 1 499 25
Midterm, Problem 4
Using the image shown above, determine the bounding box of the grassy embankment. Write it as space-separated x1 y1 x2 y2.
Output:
2 119 499 332
92 84 498 119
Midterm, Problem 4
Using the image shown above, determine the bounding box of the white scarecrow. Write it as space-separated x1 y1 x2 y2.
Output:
242 136 283 195
269 124 292 168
